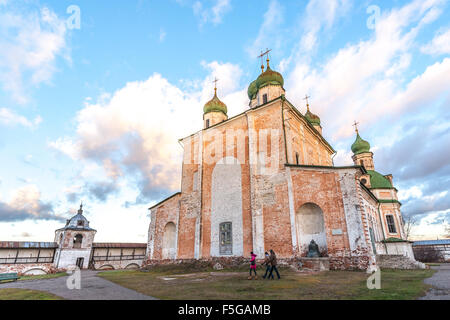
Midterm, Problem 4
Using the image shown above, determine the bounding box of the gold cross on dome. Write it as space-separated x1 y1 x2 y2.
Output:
303 94 311 111
353 121 360 134
212 77 219 93
258 48 272 71
303 94 311 106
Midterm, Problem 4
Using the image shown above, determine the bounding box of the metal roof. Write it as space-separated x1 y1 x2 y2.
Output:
0 242 58 249
413 239 450 246
93 243 147 248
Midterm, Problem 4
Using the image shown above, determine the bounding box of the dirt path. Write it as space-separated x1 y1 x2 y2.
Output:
0 270 157 300
419 263 450 300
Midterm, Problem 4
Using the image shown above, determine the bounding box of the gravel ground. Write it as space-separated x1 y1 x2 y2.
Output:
0 270 157 300
419 263 450 300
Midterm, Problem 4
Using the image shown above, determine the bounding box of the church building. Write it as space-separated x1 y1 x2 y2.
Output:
146 55 419 270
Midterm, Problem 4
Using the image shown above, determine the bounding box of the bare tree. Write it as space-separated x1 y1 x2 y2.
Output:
404 216 417 240
445 224 450 239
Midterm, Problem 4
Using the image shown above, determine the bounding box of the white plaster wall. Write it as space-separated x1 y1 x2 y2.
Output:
386 242 415 259
210 156 243 257
338 170 368 252
57 249 92 269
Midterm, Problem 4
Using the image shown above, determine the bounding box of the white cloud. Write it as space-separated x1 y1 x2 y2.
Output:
246 0 284 60
284 0 448 141
159 28 167 42
421 28 450 55
51 61 245 204
0 5 69 103
0 108 42 128
193 0 232 27
0 185 63 222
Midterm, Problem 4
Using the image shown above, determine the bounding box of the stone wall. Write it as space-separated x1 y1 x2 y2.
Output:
93 259 144 270
0 263 60 275
376 254 426 269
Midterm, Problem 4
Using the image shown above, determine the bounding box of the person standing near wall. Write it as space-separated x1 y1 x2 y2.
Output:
248 252 258 280
262 252 273 279
268 249 281 280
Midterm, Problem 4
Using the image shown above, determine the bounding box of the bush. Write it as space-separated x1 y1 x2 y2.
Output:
413 247 444 263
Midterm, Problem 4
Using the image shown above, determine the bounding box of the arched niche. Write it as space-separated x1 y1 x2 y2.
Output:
162 222 177 259
296 203 328 256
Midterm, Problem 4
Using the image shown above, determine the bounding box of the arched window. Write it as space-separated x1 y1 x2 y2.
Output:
73 234 83 249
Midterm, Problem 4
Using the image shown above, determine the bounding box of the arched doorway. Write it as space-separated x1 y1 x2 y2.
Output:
296 203 327 256
162 222 176 259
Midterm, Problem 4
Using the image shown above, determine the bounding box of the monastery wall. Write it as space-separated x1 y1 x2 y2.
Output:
148 193 180 260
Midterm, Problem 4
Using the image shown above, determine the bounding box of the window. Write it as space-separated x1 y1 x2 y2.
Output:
219 222 232 255
73 234 83 249
263 94 268 104
295 152 299 165
361 178 367 185
360 160 364 167
386 215 397 233
77 220 84 227
206 119 210 128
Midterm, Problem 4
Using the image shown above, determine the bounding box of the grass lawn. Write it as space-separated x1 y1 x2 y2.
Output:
0 288 63 300
98 265 435 300
18 272 68 282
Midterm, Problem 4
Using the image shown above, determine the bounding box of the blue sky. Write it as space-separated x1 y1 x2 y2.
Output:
0 0 449 242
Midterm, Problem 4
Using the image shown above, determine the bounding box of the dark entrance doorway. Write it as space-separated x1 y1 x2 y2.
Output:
76 257 84 269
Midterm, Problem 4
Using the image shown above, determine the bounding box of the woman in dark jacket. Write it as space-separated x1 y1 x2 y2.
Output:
262 252 273 279
268 249 281 279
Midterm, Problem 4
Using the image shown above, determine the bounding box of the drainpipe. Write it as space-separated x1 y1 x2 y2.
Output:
199 133 204 260
281 96 289 165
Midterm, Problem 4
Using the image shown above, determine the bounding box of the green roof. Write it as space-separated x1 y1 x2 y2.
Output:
305 109 321 126
204 92 227 115
247 80 257 100
256 66 284 89
367 170 393 189
382 237 409 243
351 133 371 155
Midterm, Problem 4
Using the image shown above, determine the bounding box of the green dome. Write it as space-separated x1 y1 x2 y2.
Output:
351 133 371 155
256 66 284 89
305 109 321 126
248 80 258 100
367 170 393 189
204 92 227 115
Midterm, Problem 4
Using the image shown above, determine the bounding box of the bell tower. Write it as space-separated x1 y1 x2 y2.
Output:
54 203 97 270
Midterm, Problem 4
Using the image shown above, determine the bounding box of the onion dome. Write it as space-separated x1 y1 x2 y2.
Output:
305 108 321 126
248 80 258 100
367 170 393 189
256 65 284 89
203 90 228 115
351 133 371 155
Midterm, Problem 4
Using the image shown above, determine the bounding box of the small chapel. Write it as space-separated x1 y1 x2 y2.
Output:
146 53 421 270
